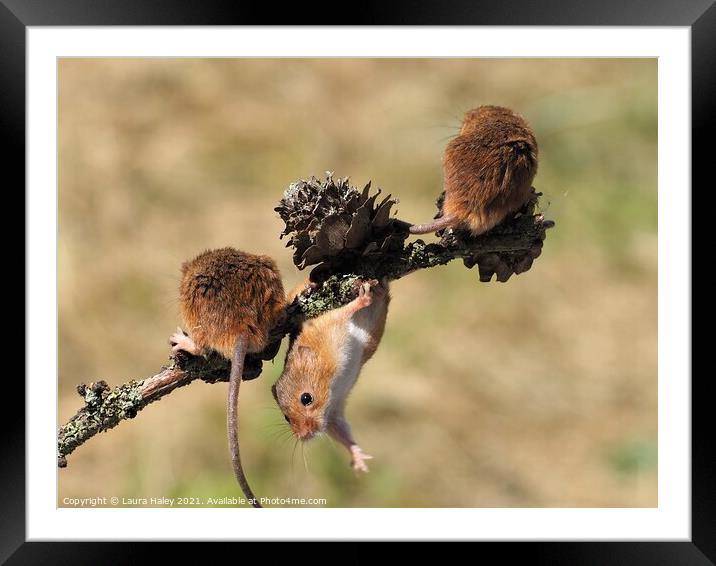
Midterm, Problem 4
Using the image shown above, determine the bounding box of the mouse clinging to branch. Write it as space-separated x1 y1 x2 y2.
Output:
409 105 539 236
170 247 286 508
272 278 390 473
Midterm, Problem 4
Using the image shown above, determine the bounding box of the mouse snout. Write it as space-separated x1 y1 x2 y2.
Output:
293 417 320 441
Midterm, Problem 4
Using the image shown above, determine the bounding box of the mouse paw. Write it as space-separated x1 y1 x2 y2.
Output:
170 327 199 356
356 282 374 309
350 445 373 473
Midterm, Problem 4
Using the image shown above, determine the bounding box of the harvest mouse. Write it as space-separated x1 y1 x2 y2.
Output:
272 279 390 472
409 105 538 236
170 247 285 508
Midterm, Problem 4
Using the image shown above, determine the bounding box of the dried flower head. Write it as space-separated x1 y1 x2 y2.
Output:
275 174 409 273
441 189 551 282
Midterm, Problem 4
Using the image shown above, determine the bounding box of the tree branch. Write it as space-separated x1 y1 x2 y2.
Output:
57 353 231 467
58 179 554 467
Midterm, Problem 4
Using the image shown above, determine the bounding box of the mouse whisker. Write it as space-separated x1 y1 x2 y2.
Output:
290 436 300 475
324 434 337 450
301 441 309 473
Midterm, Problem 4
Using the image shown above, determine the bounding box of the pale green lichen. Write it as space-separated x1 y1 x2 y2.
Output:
58 380 147 465
296 274 360 320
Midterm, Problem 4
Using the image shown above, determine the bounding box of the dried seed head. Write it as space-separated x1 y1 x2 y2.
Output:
275 174 409 271
445 189 550 282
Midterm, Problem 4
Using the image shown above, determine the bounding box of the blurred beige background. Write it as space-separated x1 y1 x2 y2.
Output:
58 58 657 507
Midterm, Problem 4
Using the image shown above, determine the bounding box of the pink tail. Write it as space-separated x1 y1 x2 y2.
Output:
408 214 455 235
227 334 262 508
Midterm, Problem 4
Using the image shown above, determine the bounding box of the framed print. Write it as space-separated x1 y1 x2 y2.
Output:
9 0 708 561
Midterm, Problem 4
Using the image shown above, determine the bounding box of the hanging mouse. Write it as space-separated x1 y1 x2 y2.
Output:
409 105 539 236
272 279 390 472
170 247 286 508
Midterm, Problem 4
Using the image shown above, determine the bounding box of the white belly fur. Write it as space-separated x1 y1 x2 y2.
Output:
326 300 382 416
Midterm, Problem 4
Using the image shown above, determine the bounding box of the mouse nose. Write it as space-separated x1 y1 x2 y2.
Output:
294 418 320 440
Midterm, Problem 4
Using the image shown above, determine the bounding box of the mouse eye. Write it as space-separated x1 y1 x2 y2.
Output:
300 392 313 406
284 415 290 423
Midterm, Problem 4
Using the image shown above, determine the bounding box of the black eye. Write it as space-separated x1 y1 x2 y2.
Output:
300 392 313 406
284 415 290 423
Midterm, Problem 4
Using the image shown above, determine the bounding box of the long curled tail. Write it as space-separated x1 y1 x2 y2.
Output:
228 334 262 508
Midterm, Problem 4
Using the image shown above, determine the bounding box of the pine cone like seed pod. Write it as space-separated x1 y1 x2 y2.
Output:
448 189 548 282
275 174 409 272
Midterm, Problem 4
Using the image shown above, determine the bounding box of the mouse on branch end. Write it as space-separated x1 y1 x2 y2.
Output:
409 105 539 238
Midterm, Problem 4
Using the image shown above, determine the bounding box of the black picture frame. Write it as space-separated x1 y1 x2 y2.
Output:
7 0 707 561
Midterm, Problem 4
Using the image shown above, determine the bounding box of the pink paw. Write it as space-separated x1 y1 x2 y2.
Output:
350 445 373 473
356 282 374 309
169 327 199 355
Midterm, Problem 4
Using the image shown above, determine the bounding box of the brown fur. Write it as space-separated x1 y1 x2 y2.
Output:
179 248 285 358
411 105 538 236
273 281 390 439
443 105 538 235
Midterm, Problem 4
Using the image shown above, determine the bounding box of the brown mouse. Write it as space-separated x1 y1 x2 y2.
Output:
170 247 285 508
409 105 538 236
272 279 389 473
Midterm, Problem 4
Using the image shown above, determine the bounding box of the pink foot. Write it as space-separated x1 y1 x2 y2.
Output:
170 327 200 355
356 282 374 309
350 445 373 473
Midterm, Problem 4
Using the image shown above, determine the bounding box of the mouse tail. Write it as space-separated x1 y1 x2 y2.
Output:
408 214 455 235
228 334 262 508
